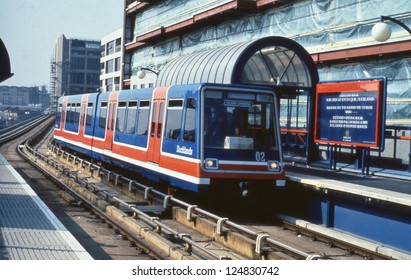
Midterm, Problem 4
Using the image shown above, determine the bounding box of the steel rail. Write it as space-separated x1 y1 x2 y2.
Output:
19 126 225 259
11 118 320 260
0 115 51 144
112 197 224 260
17 141 169 260
46 142 318 260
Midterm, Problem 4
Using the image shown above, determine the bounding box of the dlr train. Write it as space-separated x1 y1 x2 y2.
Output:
53 83 285 193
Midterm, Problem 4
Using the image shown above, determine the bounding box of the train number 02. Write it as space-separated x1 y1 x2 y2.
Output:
255 151 266 162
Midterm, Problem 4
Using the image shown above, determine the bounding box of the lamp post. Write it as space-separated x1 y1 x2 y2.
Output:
372 15 411 42
136 67 158 79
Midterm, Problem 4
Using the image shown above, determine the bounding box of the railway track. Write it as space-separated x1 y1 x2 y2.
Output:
1 117 152 260
2 117 392 260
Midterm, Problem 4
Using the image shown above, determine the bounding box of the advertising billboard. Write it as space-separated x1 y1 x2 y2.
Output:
314 78 387 151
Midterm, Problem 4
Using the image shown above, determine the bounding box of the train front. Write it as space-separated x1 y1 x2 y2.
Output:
199 84 286 194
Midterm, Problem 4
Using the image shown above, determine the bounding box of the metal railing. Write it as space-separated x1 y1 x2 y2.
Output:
281 125 411 174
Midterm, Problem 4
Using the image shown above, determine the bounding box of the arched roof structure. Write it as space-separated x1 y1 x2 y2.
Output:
156 36 318 94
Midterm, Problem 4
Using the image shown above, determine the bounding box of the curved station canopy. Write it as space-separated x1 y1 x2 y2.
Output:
156 36 318 95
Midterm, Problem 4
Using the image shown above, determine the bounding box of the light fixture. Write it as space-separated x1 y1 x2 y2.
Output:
204 158 219 169
372 22 392 42
135 67 158 79
372 15 411 42
268 161 280 171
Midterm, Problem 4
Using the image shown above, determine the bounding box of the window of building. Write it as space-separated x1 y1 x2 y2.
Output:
106 59 114 73
72 57 85 70
106 40 114 55
101 45 105 57
87 73 99 85
106 78 113 92
86 42 100 49
72 50 85 55
115 38 121 52
71 73 85 84
114 77 120 91
72 40 85 48
87 50 100 56
115 57 121 72
87 58 100 70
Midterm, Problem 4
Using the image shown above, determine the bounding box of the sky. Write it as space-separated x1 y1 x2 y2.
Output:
0 0 124 87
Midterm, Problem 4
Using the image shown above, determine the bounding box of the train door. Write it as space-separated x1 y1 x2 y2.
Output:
61 97 68 130
79 94 88 138
147 87 166 163
104 92 119 151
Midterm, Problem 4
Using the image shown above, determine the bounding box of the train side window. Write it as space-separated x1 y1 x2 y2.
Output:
99 102 108 129
158 102 164 138
85 103 93 127
66 103 72 125
71 103 78 124
116 101 126 133
61 104 66 125
74 103 81 125
136 100 150 136
183 98 196 143
56 103 62 128
165 99 183 140
126 101 138 134
150 103 157 137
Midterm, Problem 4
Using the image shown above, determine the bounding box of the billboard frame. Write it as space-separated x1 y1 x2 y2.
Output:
314 77 387 152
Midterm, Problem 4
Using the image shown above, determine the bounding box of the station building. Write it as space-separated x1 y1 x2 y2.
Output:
122 0 411 166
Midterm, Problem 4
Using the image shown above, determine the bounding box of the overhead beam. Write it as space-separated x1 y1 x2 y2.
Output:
311 40 411 64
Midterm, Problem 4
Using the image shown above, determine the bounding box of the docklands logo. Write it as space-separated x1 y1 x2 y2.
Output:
176 145 193 156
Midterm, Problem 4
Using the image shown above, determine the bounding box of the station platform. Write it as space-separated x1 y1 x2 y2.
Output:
284 163 411 258
285 163 411 207
0 154 92 260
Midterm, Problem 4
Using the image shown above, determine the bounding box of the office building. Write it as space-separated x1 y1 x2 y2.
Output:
50 34 101 99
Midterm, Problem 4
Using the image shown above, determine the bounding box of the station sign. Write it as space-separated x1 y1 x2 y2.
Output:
314 78 387 151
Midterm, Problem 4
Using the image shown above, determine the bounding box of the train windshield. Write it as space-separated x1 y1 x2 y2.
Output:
203 89 278 151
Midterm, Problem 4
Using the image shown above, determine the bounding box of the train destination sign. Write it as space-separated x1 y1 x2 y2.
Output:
314 78 386 150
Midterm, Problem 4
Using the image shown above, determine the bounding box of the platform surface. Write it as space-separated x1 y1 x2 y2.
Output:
0 154 92 260
286 164 411 208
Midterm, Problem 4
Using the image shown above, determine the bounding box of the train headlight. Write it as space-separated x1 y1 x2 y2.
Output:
205 158 219 169
268 161 280 171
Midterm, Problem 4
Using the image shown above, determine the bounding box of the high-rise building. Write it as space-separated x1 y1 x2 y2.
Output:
50 34 101 99
100 29 123 92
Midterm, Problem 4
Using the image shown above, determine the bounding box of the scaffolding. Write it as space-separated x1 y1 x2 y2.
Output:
49 57 58 112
